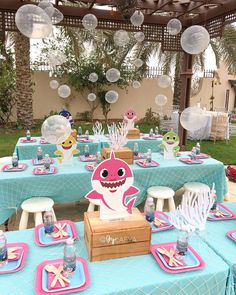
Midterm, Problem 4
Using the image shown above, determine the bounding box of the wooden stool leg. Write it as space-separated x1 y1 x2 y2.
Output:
19 211 29 230
156 199 164 211
35 212 43 226
87 202 95 212
168 197 176 212
4 219 9 232
51 208 57 222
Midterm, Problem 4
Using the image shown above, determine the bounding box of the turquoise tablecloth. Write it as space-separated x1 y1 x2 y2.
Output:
204 202 236 295
0 152 226 224
0 221 229 295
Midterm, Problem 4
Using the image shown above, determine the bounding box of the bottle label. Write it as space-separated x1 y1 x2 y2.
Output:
145 212 154 222
0 248 8 262
176 240 188 255
37 155 43 161
44 224 54 234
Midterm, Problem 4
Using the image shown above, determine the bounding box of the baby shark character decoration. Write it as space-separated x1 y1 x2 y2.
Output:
55 135 79 164
160 130 180 160
123 109 137 130
85 152 139 220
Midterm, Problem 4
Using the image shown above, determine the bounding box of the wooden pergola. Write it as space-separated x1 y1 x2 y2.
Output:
0 0 236 147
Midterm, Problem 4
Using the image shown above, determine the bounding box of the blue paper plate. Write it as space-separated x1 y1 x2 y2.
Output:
0 250 24 273
38 224 73 245
156 247 200 270
42 260 86 293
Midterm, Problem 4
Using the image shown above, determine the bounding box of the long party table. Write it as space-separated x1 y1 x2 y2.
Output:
0 220 229 295
0 152 226 224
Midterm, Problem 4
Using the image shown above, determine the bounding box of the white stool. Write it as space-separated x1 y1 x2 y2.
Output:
19 197 56 230
87 199 100 212
183 182 210 194
147 186 176 212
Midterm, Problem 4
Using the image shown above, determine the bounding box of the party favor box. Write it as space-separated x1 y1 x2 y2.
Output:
84 208 151 262
102 147 134 165
127 128 140 139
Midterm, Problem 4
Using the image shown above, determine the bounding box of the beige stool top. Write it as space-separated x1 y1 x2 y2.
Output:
183 182 210 193
21 197 54 213
147 186 175 199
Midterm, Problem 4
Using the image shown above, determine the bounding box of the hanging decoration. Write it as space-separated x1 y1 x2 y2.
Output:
130 11 144 27
88 73 98 83
180 106 207 131
167 19 182 35
114 30 130 47
105 91 119 104
133 58 143 68
158 75 172 88
106 68 120 83
49 80 59 90
87 93 97 101
82 14 98 30
132 81 141 89
58 85 71 99
134 32 145 42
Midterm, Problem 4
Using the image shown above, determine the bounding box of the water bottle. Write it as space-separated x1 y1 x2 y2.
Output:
12 152 18 168
85 130 89 140
84 145 89 157
190 147 197 160
26 129 31 141
133 143 139 156
155 126 159 135
37 147 43 161
43 208 55 235
176 230 189 259
96 151 102 165
63 238 76 278
44 154 51 171
0 230 8 267
144 197 155 223
196 142 201 155
146 149 152 163
149 128 154 137
78 126 82 136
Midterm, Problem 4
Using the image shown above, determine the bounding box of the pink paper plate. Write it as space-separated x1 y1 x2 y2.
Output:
179 158 203 165
33 166 58 175
134 153 147 160
35 257 90 295
85 163 97 171
0 242 28 274
40 139 49 144
32 158 54 166
152 211 174 232
142 136 159 140
34 220 78 247
77 139 92 143
79 155 97 162
188 153 210 159
136 160 160 168
20 138 37 143
226 230 236 243
207 203 236 221
151 242 205 273
2 163 28 172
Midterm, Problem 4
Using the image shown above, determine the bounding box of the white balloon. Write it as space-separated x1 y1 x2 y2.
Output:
134 31 145 42
87 93 97 101
38 0 53 10
180 106 207 131
41 115 72 144
130 11 144 27
88 73 98 83
44 7 64 24
106 68 120 83
167 19 182 35
181 25 210 55
132 81 141 89
49 80 59 89
48 49 66 67
134 58 143 68
105 91 119 104
58 85 71 98
15 4 52 39
155 94 167 106
158 75 172 88
114 30 130 47
82 14 98 30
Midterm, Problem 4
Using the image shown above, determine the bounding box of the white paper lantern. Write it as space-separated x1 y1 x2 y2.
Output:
134 32 145 42
106 68 120 83
58 85 71 98
167 19 182 35
48 49 66 67
38 0 53 10
44 7 64 24
132 81 141 89
49 80 59 89
82 14 98 30
87 93 97 101
41 115 72 144
134 58 143 68
181 25 210 55
158 75 172 88
15 4 52 39
88 73 98 83
155 94 167 106
105 91 119 104
114 30 130 47
130 11 144 27
180 106 207 131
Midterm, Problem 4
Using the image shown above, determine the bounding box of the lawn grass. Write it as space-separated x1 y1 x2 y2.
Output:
0 124 235 165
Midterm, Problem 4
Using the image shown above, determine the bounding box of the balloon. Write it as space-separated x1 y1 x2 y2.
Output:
105 91 119 104
155 94 167 106
82 14 98 30
180 106 207 131
49 80 59 89
114 30 130 47
134 32 145 42
88 73 98 83
106 68 120 83
132 81 141 89
158 75 172 88
167 19 182 35
58 85 71 98
130 11 144 27
41 115 72 144
134 58 143 68
48 49 66 67
15 4 52 39
44 7 64 24
181 25 210 55
38 0 53 10
87 93 97 101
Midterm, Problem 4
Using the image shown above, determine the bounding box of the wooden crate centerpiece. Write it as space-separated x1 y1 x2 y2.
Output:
84 208 151 262
101 147 133 165
127 128 140 139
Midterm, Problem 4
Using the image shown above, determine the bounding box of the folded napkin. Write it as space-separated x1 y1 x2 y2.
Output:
153 217 169 228
157 247 187 267
7 247 23 261
52 223 69 240
45 264 70 290
85 163 97 171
